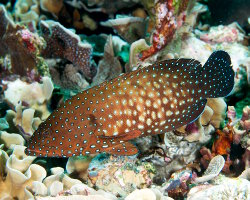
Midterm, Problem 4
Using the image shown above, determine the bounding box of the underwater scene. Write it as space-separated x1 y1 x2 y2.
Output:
0 0 249 199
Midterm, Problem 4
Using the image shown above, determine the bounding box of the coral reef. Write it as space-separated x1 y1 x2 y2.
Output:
194 155 225 183
87 154 155 197
0 145 45 200
187 176 250 200
40 20 93 79
92 35 123 86
0 0 249 199
200 105 249 174
125 188 172 200
5 102 42 139
14 0 40 28
0 5 48 79
101 16 147 44
3 77 53 120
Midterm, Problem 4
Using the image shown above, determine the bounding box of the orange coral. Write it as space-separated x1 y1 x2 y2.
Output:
140 0 176 61
140 0 189 61
212 124 233 155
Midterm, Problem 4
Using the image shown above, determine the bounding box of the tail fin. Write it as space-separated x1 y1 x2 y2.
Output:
202 51 235 98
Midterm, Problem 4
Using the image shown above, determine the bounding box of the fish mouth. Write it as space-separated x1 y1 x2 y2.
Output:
24 147 49 157
24 147 37 156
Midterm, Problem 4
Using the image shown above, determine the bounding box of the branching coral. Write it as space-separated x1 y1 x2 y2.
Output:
139 0 190 60
0 5 48 79
40 20 93 79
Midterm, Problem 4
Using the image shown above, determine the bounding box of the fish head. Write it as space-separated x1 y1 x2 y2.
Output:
25 112 84 157
25 120 59 157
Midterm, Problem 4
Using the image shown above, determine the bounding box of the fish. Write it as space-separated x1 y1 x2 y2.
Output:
25 51 234 157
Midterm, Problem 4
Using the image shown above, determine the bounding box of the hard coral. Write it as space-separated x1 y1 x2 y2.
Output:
198 22 245 44
0 5 48 79
66 155 93 181
125 188 171 200
101 16 148 44
92 35 123 86
14 0 40 28
50 63 90 91
145 129 212 182
0 145 46 200
40 0 64 16
160 169 194 199
5 102 42 139
87 154 155 197
212 127 233 156
40 20 93 79
200 105 249 175
0 131 25 149
3 77 53 120
195 155 225 183
187 177 250 200
140 0 189 60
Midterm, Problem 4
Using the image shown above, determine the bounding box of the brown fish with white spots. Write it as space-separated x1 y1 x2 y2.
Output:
25 51 234 157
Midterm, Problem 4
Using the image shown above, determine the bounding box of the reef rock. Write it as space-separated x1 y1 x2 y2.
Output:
87 154 155 197
187 177 250 200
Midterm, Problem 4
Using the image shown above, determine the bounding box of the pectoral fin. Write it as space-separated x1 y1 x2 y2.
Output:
98 130 142 141
104 142 138 156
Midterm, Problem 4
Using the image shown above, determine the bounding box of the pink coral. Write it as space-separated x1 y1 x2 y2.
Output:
241 106 250 131
140 0 188 61
20 29 36 53
199 23 244 44
140 0 177 60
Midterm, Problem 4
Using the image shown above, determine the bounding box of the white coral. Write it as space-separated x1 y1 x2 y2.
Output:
4 77 53 120
0 145 46 200
188 178 250 200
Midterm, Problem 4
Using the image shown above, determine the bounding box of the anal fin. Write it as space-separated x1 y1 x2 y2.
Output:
104 142 138 156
